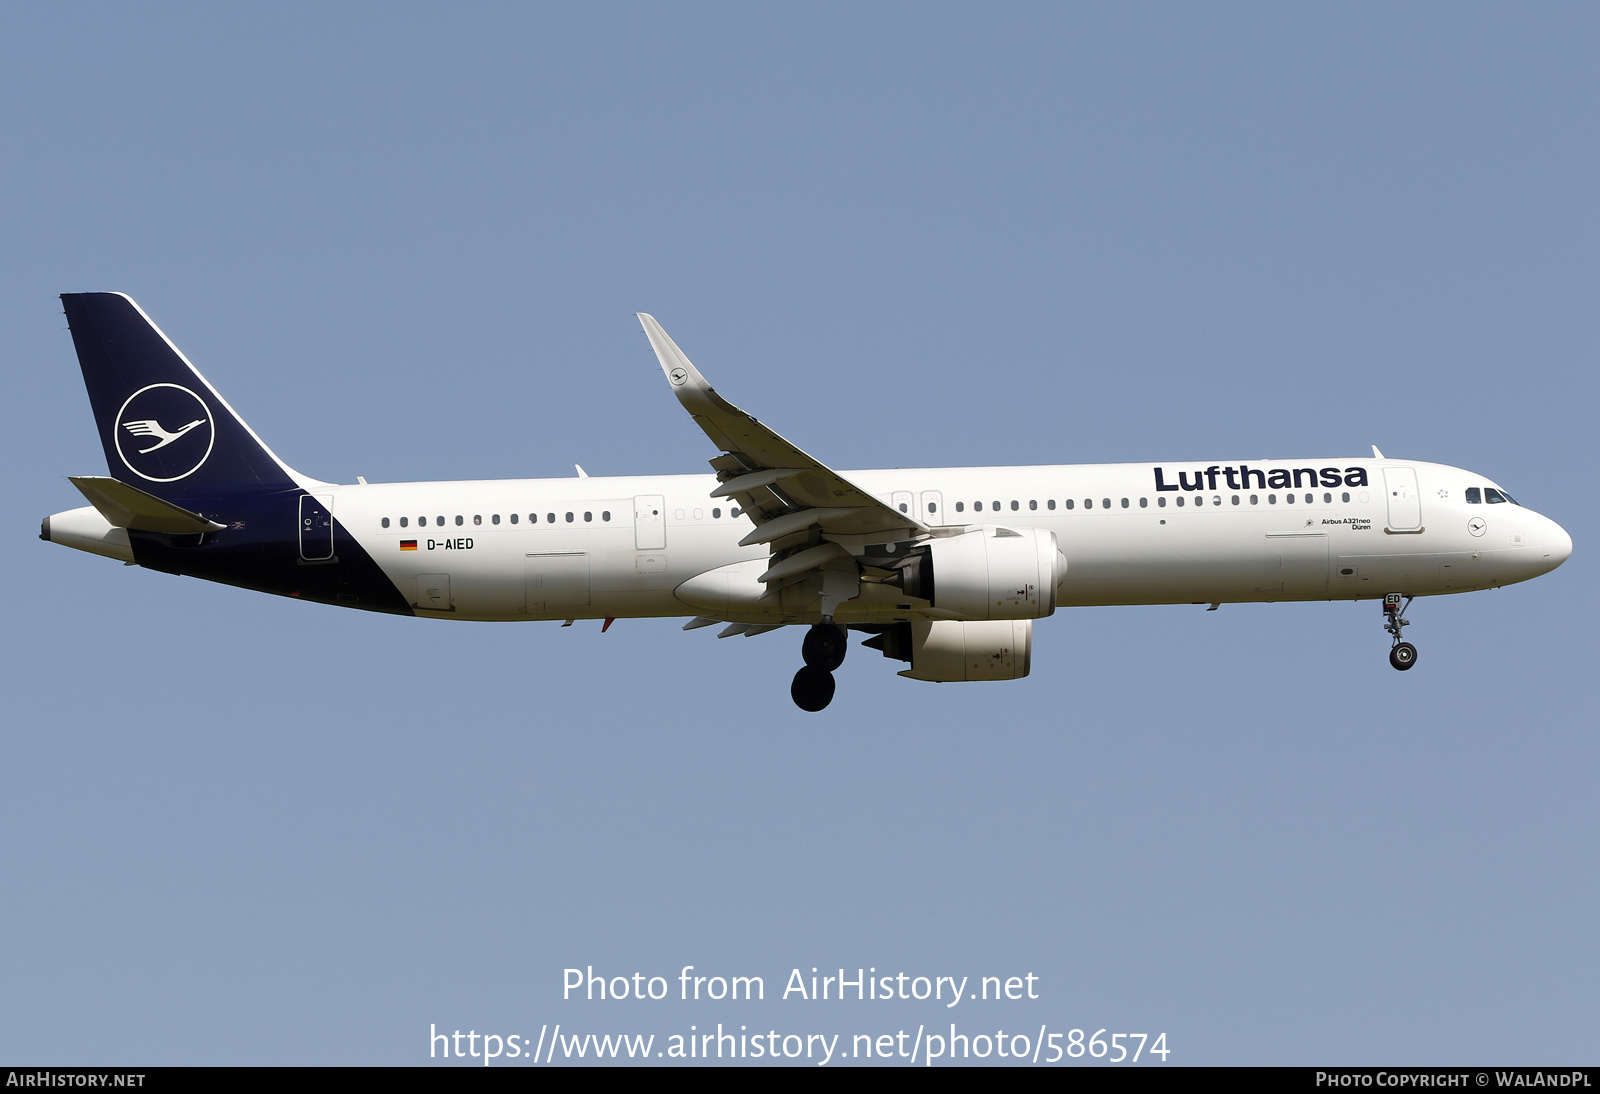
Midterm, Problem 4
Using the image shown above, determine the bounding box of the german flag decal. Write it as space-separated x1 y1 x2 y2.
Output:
400 540 417 551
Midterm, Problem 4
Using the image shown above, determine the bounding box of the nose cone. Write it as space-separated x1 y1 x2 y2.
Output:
1545 518 1573 570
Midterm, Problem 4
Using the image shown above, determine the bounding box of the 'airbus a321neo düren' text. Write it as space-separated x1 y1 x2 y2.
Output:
42 294 1573 710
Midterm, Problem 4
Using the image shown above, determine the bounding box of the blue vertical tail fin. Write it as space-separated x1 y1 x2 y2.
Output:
61 292 304 501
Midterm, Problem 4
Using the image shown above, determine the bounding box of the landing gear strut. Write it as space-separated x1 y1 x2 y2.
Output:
1383 593 1417 671
792 622 847 711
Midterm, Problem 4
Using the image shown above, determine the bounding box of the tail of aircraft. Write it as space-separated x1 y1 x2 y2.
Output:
60 292 304 501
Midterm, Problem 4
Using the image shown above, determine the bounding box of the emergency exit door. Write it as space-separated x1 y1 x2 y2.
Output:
634 495 666 550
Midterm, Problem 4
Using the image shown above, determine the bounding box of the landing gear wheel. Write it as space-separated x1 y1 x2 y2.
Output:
801 623 848 671
1389 642 1418 671
1381 594 1418 672
791 665 836 712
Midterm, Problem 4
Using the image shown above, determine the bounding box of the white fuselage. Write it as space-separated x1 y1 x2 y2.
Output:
319 458 1570 623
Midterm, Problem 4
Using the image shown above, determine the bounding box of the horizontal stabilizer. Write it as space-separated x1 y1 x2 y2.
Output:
69 475 226 534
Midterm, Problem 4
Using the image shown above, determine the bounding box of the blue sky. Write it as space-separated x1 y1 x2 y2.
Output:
2 2 1596 1065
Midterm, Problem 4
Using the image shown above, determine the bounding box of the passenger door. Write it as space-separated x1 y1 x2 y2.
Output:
299 494 334 560
1383 467 1423 531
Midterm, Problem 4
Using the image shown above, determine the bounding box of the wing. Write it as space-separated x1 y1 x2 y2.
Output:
638 313 926 616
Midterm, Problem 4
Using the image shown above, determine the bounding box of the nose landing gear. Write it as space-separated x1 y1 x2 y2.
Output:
791 622 847 711
1383 593 1418 671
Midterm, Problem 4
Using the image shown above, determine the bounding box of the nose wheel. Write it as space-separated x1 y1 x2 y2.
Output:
1382 594 1418 671
792 623 847 711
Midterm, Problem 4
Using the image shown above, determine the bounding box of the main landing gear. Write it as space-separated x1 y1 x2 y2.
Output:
791 622 847 712
1383 593 1418 671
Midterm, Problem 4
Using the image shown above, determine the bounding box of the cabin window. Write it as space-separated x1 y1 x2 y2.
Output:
955 501 965 512
1304 493 1313 504
547 513 556 523
510 513 519 524
453 515 462 526
1011 500 1019 511
565 512 574 522
473 515 482 526
1102 498 1111 509
1323 493 1332 503
399 517 408 528
712 508 721 518
1140 497 1148 508
1284 494 1293 506
1268 494 1277 504
1121 498 1129 508
732 507 742 517
1029 500 1037 510
1176 496 1184 507
1047 499 1056 510
1250 495 1259 505
492 514 500 525
974 501 983 511
1065 499 1076 510
584 512 593 522
1157 497 1166 508
381 517 390 528
1341 492 1350 503
992 500 1001 511
1084 499 1094 509
1231 495 1240 506
436 516 446 526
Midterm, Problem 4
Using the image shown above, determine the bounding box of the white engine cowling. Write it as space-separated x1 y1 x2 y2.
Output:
898 618 1032 682
907 526 1064 620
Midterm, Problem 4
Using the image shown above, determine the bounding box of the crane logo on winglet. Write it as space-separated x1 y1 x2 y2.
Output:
113 383 215 483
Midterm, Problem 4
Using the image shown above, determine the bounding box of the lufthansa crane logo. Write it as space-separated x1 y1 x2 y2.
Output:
669 367 688 386
113 383 215 482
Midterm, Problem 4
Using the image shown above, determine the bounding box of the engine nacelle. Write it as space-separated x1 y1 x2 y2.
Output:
896 526 1064 620
887 618 1031 682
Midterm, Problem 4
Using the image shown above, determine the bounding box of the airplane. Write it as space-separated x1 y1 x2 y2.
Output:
41 293 1573 711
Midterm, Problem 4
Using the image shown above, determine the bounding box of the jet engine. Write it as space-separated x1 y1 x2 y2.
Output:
864 618 1032 682
891 526 1064 620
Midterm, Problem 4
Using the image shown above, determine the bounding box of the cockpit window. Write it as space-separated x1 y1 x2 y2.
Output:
1485 488 1507 504
1465 487 1481 504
